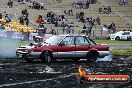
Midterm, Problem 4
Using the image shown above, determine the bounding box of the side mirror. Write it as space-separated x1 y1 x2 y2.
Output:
59 41 65 46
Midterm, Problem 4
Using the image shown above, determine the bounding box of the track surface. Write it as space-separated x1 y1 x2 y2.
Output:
0 58 132 88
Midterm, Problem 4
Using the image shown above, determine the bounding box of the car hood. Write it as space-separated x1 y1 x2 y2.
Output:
17 43 55 50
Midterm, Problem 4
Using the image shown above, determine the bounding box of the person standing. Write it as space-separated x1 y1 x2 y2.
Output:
96 17 101 25
25 16 29 26
19 16 24 25
0 13 2 19
111 22 116 33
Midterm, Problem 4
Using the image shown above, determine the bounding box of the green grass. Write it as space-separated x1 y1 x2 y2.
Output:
110 49 132 56
94 39 132 44
95 39 132 56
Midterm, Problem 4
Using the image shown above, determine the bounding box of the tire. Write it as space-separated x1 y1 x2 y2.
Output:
87 51 99 62
40 51 52 62
127 37 131 41
21 54 33 63
23 58 33 63
73 59 80 62
115 36 120 40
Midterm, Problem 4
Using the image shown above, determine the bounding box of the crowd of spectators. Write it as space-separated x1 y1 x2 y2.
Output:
119 0 128 5
28 1 44 10
72 0 97 9
54 0 62 3
7 0 13 8
99 6 111 14
64 9 73 16
2 0 126 37
35 11 75 35
0 12 13 24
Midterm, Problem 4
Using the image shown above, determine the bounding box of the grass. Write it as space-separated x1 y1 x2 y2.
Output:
94 39 132 44
95 39 132 56
110 49 132 56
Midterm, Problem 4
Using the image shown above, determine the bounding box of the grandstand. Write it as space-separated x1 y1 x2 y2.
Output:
0 0 131 38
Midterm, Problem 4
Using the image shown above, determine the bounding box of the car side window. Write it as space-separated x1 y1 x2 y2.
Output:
62 37 75 45
76 37 89 45
122 32 130 35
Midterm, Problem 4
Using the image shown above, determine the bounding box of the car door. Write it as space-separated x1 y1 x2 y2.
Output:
57 36 76 58
75 36 91 58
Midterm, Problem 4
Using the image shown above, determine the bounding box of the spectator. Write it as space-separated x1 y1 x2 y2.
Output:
24 16 29 26
103 7 108 14
0 24 5 30
40 2 44 10
83 24 87 29
5 14 12 23
107 22 116 33
119 0 128 5
96 17 101 25
18 0 25 3
111 22 116 33
87 26 92 37
81 25 87 33
19 16 24 25
0 13 2 19
36 15 44 24
49 27 56 35
99 8 103 14
7 0 13 8
66 25 74 34
37 23 45 36
21 9 29 17
108 6 111 14
54 21 58 27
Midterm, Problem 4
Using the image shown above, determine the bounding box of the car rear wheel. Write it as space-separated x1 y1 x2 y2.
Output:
40 51 52 62
73 59 80 62
87 51 99 62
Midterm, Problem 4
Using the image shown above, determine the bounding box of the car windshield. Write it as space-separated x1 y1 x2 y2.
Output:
44 35 64 44
88 39 97 45
116 31 124 34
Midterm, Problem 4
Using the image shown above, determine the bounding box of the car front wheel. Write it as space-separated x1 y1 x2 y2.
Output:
40 51 52 62
21 54 33 63
115 36 120 40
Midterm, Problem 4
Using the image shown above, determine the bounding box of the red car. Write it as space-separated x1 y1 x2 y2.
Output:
16 35 110 62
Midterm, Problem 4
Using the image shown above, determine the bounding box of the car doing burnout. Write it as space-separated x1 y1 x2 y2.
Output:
16 35 110 62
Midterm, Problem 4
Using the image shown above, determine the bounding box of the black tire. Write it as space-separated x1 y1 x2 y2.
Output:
127 37 131 41
40 51 52 62
115 36 120 40
23 58 33 63
87 51 99 62
73 59 80 62
21 54 33 63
